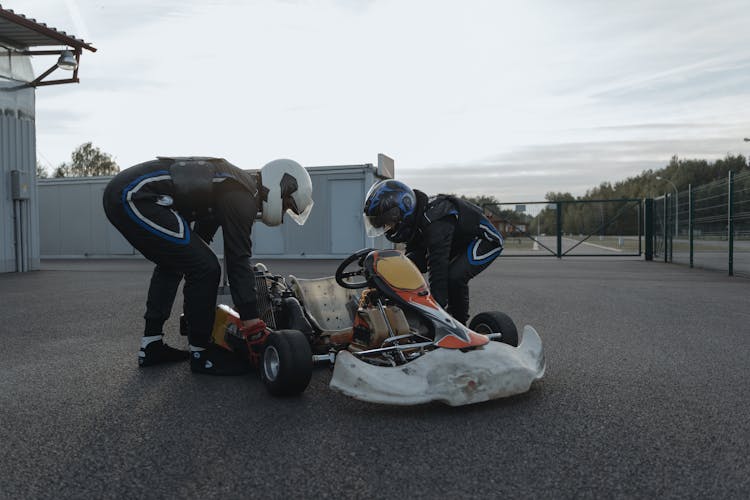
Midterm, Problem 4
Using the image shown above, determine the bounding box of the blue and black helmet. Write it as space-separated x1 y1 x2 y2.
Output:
363 180 417 243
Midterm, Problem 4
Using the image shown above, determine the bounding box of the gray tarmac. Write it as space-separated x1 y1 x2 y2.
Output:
1 257 748 499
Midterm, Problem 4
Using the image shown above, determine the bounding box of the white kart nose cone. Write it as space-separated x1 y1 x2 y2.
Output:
329 325 545 406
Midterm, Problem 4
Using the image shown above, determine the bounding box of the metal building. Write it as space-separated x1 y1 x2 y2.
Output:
0 64 36 272
37 159 394 259
0 7 96 272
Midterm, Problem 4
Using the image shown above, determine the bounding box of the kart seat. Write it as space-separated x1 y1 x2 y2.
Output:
288 275 359 337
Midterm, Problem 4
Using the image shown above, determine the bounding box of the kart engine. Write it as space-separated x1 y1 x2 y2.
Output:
249 263 435 365
351 303 411 350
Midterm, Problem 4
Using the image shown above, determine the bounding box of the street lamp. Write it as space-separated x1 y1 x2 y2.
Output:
656 176 679 236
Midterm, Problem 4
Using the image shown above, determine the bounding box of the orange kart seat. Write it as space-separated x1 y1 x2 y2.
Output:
287 275 360 343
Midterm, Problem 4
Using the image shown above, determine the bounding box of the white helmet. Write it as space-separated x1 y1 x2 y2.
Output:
259 159 314 227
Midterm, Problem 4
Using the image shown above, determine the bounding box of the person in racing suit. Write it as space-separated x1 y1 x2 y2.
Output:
363 180 503 325
103 157 314 375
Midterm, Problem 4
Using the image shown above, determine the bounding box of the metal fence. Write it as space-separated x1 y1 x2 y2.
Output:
484 199 643 257
481 170 748 277
653 170 750 277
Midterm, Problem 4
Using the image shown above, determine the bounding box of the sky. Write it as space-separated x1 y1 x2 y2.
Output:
5 0 750 202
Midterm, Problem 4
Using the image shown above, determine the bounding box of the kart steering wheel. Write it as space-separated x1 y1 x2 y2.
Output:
335 248 375 289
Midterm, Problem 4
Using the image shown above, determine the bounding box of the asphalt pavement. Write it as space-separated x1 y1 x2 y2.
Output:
1 256 748 499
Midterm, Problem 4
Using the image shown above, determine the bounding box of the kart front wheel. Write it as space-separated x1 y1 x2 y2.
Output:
261 330 313 396
469 311 519 347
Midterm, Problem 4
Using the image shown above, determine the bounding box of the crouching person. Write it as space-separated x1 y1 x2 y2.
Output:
103 157 313 375
363 180 503 325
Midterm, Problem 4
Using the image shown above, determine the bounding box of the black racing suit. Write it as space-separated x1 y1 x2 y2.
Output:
103 157 260 348
406 191 504 324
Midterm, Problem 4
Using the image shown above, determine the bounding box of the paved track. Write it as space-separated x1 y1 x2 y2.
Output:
1 257 748 499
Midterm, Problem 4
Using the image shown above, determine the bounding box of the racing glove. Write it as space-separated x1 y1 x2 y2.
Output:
240 319 268 341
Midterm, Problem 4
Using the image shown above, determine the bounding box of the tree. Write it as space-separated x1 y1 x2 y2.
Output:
54 142 120 177
458 194 501 214
36 161 49 179
544 191 575 202
53 163 69 178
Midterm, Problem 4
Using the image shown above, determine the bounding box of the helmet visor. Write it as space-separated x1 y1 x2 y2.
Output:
286 200 314 226
363 206 401 238
364 215 388 237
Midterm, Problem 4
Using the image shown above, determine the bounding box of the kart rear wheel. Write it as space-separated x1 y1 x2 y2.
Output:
469 312 519 347
261 330 313 397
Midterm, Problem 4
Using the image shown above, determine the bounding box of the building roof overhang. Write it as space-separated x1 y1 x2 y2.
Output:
0 6 96 87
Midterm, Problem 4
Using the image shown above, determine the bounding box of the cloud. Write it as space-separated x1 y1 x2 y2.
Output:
4 0 750 200
589 57 750 105
399 135 748 201
591 123 710 132
72 75 162 92
33 107 87 133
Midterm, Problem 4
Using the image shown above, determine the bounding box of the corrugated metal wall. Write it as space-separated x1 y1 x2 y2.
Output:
38 164 390 259
0 81 38 272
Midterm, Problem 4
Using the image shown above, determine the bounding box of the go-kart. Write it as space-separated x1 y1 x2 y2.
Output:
201 248 545 406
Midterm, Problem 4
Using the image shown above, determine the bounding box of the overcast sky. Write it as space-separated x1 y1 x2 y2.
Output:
5 0 750 201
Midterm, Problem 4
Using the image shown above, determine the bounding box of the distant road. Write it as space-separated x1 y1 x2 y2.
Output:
503 236 635 256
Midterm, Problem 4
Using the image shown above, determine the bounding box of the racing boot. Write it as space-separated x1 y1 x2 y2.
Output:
190 343 251 376
138 336 190 367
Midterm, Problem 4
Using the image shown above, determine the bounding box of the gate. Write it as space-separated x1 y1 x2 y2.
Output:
483 199 643 257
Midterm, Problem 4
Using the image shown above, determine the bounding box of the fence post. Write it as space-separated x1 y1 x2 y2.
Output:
689 184 693 268
669 192 674 263
664 193 669 263
556 202 562 258
728 171 734 276
644 198 653 261
638 200 643 256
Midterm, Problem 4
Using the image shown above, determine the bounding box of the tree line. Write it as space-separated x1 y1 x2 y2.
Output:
459 154 749 237
37 143 747 238
45 143 747 198
36 142 119 179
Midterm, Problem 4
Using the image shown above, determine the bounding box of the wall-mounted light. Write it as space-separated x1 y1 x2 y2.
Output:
56 50 77 71
9 47 88 88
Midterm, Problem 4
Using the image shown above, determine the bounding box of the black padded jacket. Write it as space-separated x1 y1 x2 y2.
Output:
108 157 261 319
405 191 493 307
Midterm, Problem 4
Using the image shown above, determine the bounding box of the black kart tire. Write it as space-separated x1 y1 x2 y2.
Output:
260 330 313 397
469 311 519 347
